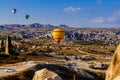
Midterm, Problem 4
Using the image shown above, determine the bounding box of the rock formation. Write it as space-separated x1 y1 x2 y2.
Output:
0 40 4 48
32 68 62 80
0 40 5 50
106 44 120 80
5 35 12 55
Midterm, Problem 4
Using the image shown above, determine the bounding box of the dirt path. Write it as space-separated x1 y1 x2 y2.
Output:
75 60 106 73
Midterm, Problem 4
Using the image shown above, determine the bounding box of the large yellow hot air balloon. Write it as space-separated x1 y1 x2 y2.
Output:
52 28 65 43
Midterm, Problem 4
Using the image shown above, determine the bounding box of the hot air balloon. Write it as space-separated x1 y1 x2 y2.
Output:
25 14 29 20
12 9 17 14
52 28 65 43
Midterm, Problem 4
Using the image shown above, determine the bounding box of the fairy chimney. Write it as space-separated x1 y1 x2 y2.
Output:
106 44 120 80
5 35 12 55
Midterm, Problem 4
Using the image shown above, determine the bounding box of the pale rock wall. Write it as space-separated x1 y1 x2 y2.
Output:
106 44 120 80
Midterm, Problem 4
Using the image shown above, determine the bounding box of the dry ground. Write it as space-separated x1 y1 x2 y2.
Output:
0 56 64 66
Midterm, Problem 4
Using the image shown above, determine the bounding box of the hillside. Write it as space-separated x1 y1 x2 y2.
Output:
0 64 104 80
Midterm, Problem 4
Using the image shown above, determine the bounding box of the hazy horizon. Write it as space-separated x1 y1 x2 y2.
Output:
1 22 120 28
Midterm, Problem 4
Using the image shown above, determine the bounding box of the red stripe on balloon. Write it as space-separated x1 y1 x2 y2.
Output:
52 31 64 32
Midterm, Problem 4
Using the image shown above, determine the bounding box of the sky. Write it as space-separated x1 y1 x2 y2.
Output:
0 0 120 28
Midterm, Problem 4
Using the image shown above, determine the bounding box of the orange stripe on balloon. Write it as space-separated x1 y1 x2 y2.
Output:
54 38 62 39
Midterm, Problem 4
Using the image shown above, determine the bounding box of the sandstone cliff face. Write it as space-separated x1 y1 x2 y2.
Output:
32 68 62 80
106 44 120 80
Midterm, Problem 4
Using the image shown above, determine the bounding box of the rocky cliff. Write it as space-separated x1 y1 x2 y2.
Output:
106 44 120 80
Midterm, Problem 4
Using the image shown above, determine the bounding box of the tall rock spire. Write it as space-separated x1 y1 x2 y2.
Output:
5 35 12 55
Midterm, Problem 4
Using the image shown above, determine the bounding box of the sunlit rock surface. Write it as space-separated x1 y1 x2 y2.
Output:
32 68 62 80
106 44 120 80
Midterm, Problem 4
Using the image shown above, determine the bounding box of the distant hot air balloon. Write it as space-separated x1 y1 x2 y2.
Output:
12 9 17 14
52 28 65 43
25 14 29 20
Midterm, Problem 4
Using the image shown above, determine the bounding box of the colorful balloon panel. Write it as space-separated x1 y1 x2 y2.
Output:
52 28 65 43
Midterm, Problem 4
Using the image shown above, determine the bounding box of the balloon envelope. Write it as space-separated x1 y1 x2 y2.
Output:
52 28 65 43
12 9 17 14
25 15 29 20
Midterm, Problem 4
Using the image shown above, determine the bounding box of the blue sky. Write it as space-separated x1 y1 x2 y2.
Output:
0 0 120 28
